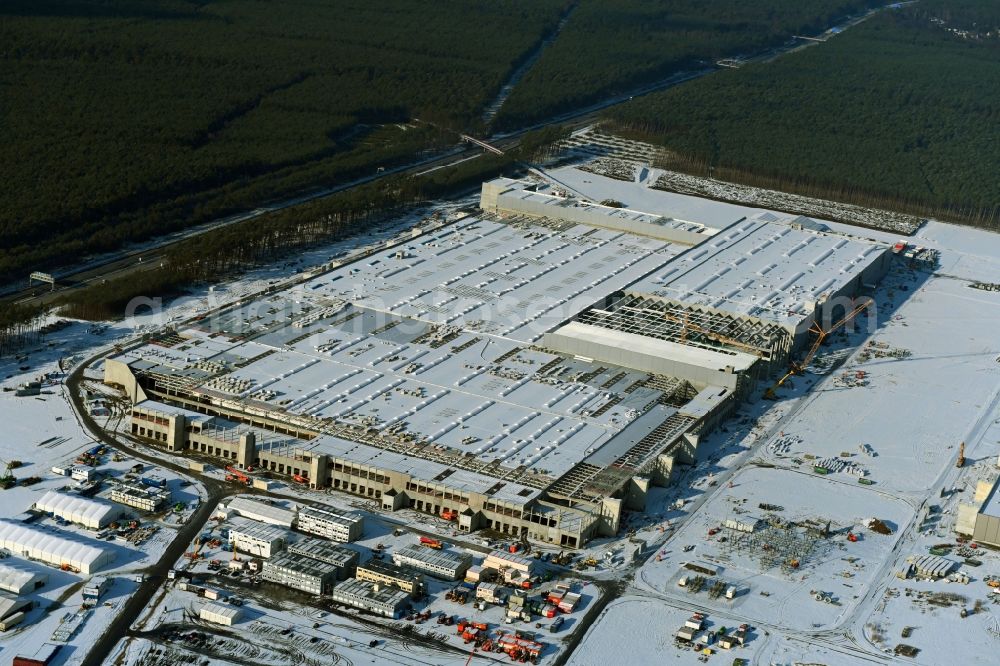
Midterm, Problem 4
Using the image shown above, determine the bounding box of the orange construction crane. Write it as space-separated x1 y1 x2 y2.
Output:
224 466 251 485
765 299 872 400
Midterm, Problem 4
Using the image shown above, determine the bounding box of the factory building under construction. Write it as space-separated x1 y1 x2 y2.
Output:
104 176 890 548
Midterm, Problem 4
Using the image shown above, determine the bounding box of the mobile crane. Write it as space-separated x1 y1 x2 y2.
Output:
224 466 252 486
765 298 873 400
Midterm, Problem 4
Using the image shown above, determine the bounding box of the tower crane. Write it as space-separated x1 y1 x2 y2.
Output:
764 298 872 400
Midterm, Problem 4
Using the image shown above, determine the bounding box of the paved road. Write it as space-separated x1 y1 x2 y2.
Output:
65 355 236 666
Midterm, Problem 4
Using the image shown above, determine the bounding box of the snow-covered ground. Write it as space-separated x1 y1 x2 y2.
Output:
565 168 1000 664
0 383 202 664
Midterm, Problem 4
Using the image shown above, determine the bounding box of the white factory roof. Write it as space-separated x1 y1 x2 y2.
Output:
34 491 119 526
496 180 715 237
546 165 767 229
0 520 113 573
0 590 30 620
266 550 342 577
548 321 757 372
113 210 746 495
394 544 471 568
0 561 46 594
289 216 682 344
627 215 887 328
201 602 240 621
228 516 290 542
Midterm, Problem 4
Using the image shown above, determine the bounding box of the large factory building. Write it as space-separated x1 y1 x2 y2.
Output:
105 177 888 548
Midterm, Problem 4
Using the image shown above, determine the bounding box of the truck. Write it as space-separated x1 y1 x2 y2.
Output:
419 536 443 550
224 466 251 485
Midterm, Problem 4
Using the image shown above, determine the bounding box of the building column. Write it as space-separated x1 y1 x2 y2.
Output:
236 433 256 467
309 455 329 490
166 415 186 452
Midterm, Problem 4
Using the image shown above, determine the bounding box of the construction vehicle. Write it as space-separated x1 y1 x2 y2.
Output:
292 474 308 484
765 298 873 400
420 536 444 549
224 466 251 485
957 441 965 468
0 460 16 490
441 509 457 521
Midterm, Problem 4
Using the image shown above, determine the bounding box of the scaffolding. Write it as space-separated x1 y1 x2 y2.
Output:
576 292 792 362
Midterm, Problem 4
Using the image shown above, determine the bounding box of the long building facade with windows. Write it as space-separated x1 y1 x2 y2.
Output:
297 505 364 543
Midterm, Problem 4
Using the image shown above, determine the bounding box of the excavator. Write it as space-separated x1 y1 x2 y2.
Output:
765 298 873 400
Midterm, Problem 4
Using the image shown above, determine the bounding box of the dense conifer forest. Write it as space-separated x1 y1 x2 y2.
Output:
493 0 881 129
0 0 568 283
604 1 1000 227
2 0 997 346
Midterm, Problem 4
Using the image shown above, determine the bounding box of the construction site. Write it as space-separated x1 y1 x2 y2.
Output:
102 172 892 554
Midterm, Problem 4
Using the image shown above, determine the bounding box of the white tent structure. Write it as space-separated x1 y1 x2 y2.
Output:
200 602 241 626
0 520 115 574
0 561 47 595
219 497 296 528
34 491 122 529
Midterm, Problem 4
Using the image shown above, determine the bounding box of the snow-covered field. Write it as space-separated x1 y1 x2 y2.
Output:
638 465 913 629
556 129 924 234
566 167 1000 665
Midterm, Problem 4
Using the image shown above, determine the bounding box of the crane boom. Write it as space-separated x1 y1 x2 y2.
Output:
765 299 872 399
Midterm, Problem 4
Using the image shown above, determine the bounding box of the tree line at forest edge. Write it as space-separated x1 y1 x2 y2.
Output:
0 0 570 285
0 0 885 286
603 0 1000 228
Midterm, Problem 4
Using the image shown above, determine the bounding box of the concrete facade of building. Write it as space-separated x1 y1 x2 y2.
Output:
356 560 425 597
